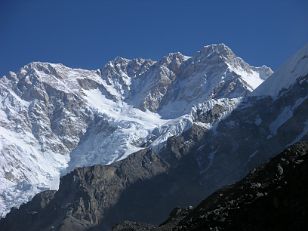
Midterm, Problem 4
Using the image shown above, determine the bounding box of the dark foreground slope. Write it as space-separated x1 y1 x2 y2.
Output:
114 141 308 231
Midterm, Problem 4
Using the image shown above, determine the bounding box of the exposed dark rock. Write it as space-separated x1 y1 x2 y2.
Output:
113 141 308 231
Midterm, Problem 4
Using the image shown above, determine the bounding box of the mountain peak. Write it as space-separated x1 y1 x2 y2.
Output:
23 61 66 71
156 52 189 74
111 56 131 64
162 52 189 61
179 43 272 93
199 43 235 58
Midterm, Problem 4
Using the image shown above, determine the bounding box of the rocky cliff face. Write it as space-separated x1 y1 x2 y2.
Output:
0 43 272 216
113 141 308 231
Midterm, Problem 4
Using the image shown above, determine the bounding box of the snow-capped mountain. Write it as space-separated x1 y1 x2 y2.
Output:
0 44 272 217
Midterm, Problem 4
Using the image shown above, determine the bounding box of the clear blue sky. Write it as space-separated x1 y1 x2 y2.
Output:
1 0 307 76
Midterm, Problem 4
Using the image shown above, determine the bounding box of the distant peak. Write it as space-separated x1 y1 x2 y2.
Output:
199 43 235 58
165 52 185 58
26 61 64 67
107 56 155 67
111 56 131 64
22 62 67 72
203 43 229 49
159 52 189 65
24 61 48 69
